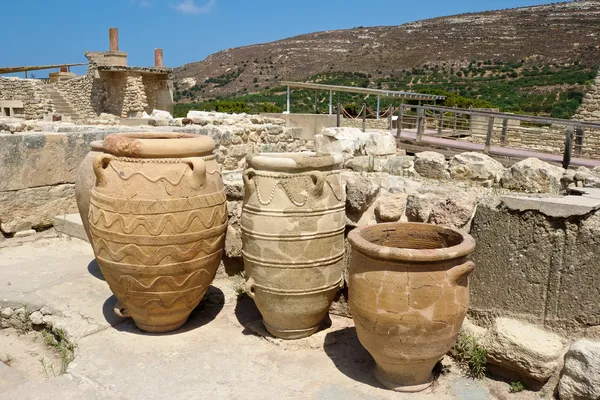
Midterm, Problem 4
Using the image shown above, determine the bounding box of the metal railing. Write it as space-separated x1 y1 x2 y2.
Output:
391 105 600 168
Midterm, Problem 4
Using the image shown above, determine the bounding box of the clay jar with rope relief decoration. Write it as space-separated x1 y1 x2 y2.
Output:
87 132 227 333
241 152 345 339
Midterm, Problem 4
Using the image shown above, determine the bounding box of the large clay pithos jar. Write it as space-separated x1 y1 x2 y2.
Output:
75 140 105 242
347 222 476 392
88 132 227 333
242 153 345 339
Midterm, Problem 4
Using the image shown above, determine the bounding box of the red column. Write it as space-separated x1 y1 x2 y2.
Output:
109 28 119 52
154 48 163 67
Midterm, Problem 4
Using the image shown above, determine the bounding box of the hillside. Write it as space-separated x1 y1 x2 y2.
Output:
174 0 600 101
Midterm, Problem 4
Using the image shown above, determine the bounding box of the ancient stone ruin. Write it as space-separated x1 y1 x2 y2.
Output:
0 28 173 122
1 68 600 400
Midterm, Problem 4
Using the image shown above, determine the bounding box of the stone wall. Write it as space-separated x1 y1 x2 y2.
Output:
468 194 600 338
142 75 160 113
55 70 105 119
573 69 600 123
0 112 306 233
102 72 151 118
343 118 389 130
0 77 54 119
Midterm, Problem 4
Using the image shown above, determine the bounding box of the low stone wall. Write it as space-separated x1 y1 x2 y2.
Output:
342 118 389 130
0 77 54 119
0 112 305 233
260 113 338 140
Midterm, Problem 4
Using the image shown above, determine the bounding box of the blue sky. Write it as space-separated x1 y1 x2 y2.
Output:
1 0 558 77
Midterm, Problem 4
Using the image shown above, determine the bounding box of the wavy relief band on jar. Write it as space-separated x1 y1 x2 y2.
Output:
88 132 227 332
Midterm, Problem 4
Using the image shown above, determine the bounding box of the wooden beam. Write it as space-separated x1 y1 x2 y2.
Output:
279 80 444 101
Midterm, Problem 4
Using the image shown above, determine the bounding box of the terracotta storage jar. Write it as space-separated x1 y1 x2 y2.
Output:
75 140 105 242
347 222 476 392
242 152 345 339
88 132 227 333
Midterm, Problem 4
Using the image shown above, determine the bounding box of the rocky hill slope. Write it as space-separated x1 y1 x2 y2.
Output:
174 0 600 99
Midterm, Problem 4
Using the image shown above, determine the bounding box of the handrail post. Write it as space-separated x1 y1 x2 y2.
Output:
336 92 340 127
484 117 495 154
575 126 584 157
397 104 403 136
416 107 425 142
500 118 508 145
389 106 393 131
438 111 444 135
453 110 457 132
563 125 574 169
362 103 366 133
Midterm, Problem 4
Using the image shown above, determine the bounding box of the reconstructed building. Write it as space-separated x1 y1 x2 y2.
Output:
0 28 173 121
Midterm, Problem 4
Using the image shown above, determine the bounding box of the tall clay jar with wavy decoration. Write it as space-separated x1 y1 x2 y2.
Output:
87 133 227 333
347 222 476 392
241 153 345 339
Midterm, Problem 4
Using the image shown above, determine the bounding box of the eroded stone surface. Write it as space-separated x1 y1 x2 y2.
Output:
406 189 478 230
375 194 407 222
500 157 564 194
0 184 78 233
414 151 449 180
558 339 600 400
482 317 566 382
449 152 504 184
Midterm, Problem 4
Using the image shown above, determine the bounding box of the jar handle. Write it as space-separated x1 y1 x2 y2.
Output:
183 158 206 190
448 260 475 284
309 171 325 195
92 154 115 187
245 276 256 300
243 168 256 191
113 301 131 318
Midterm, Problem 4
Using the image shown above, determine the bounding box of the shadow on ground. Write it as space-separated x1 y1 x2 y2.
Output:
101 285 225 336
233 294 334 338
323 327 382 389
87 259 104 281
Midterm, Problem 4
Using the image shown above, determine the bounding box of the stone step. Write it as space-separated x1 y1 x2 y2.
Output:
53 213 88 242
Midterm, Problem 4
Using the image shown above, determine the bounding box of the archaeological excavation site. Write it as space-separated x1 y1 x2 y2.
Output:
2 2 600 399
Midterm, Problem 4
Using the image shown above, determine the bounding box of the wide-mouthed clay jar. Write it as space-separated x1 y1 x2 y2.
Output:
88 132 227 333
242 152 345 339
347 222 476 392
75 140 105 242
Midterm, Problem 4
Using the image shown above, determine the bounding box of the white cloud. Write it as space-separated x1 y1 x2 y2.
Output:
174 0 215 15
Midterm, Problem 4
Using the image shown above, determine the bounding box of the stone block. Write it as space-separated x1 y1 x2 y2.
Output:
500 157 564 194
449 152 504 183
0 131 106 192
0 184 77 233
558 339 600 400
414 151 449 179
483 317 566 382
53 213 88 242
469 197 600 334
375 194 407 222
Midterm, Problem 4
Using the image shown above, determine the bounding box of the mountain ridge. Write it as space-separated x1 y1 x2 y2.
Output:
173 0 600 101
